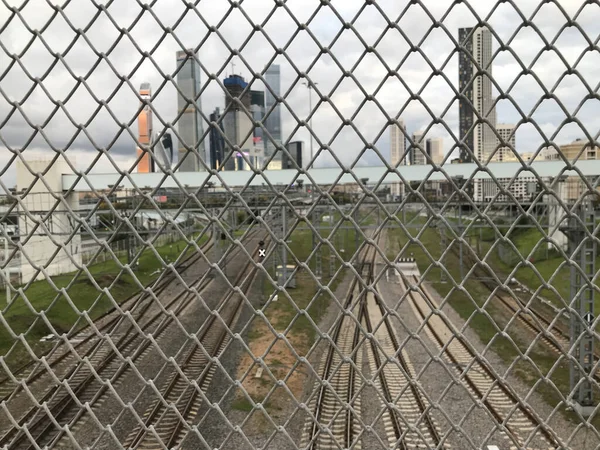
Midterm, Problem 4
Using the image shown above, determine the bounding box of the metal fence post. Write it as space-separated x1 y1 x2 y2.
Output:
566 200 596 416
281 203 287 287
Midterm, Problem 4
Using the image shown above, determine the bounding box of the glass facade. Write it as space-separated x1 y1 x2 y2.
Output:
176 50 205 171
264 65 282 161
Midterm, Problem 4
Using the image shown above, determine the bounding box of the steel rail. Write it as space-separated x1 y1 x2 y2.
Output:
0 234 216 393
1 229 260 449
125 244 264 449
368 286 442 447
404 273 563 449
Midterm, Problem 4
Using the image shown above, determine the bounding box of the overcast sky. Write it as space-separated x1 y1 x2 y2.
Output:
0 0 598 187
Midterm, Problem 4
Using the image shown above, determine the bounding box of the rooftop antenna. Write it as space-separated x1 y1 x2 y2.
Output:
231 59 236 76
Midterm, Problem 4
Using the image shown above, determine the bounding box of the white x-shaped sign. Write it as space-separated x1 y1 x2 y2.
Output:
258 248 266 258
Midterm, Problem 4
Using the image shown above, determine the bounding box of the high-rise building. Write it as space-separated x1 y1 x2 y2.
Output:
264 65 282 162
209 108 225 170
409 133 444 166
410 131 426 165
492 124 517 162
458 26 497 164
426 137 445 165
250 90 266 167
283 141 304 170
390 120 407 166
153 132 173 171
389 120 407 199
222 75 253 171
176 49 205 172
136 83 154 173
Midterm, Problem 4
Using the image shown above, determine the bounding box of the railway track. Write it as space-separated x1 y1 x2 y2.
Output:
0 233 217 400
401 273 564 449
0 228 263 449
300 241 377 450
0 226 262 402
459 246 570 353
121 244 263 449
362 279 444 449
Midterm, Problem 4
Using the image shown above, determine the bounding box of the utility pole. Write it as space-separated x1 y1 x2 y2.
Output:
303 81 320 281
281 203 287 287
354 207 359 253
2 225 9 304
439 222 447 284
458 201 464 282
329 205 335 280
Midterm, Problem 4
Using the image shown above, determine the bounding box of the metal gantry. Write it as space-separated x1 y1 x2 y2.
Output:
564 200 597 415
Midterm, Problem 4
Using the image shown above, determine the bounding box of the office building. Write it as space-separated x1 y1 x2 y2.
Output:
458 26 497 164
283 141 304 170
459 26 498 200
492 124 517 162
136 83 154 173
250 90 266 167
154 132 173 171
408 133 444 166
410 131 426 165
389 120 407 199
426 137 444 165
222 75 253 171
209 108 225 170
390 120 407 166
554 139 600 201
264 64 282 162
176 49 205 172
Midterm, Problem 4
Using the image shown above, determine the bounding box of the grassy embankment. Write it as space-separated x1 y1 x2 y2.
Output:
0 232 210 364
232 210 364 416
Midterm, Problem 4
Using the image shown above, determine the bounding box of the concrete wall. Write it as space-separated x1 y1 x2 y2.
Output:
17 159 82 283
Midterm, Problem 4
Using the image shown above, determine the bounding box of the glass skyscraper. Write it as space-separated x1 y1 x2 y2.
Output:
176 49 205 172
264 65 282 162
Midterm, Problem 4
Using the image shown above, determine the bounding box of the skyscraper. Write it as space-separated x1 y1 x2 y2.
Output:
154 132 173 170
458 26 497 164
222 74 253 171
492 124 517 162
209 108 225 170
426 138 445 165
389 120 407 199
264 65 282 163
176 49 205 172
283 141 304 170
250 90 266 167
136 83 154 173
410 131 426 165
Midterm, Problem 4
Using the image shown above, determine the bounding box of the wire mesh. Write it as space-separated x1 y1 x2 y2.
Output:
1 0 600 449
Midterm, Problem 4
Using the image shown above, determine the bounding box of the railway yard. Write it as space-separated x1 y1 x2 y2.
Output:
0 208 598 449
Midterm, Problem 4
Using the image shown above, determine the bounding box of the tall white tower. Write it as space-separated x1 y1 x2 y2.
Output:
389 120 407 198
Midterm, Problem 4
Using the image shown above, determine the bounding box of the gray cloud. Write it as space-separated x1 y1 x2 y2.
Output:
0 0 598 188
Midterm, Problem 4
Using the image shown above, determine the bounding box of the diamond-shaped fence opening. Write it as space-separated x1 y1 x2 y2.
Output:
2 1 600 449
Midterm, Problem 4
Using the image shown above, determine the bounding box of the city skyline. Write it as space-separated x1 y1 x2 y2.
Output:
0 0 596 185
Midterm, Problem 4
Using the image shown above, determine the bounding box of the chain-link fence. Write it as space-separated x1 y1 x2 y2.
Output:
1 0 600 449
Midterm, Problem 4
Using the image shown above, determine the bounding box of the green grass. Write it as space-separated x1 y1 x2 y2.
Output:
231 396 254 412
387 218 518 356
391 215 589 423
0 233 209 364
253 217 362 351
